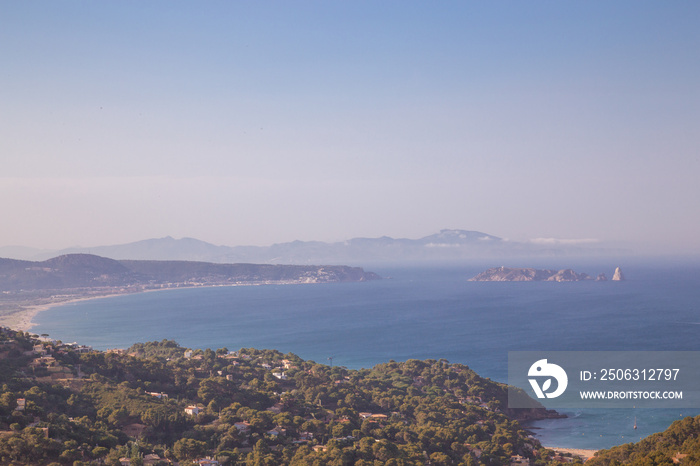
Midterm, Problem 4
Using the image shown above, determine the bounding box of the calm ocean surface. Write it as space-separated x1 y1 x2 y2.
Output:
32 259 700 450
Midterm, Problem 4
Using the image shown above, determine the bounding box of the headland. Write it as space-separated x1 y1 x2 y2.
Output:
0 253 381 331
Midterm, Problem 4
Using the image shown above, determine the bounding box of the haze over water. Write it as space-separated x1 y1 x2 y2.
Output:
33 259 700 449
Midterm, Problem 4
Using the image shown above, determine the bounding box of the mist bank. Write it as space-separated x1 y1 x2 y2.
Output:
1 229 632 265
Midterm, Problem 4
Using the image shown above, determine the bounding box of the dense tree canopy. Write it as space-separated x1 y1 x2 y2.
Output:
0 328 642 465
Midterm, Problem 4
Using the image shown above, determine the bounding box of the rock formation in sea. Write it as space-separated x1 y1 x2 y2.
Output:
469 267 592 282
596 273 608 281
612 267 625 281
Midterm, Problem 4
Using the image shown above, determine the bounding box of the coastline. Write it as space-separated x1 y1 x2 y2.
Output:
546 446 598 462
0 279 343 332
0 291 133 332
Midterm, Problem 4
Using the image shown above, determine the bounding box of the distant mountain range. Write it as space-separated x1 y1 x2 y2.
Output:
0 229 629 265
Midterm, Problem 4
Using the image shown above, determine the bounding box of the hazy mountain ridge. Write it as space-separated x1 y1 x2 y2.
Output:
0 254 380 292
2 229 630 264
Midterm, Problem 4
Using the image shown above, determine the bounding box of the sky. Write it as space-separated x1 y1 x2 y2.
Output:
1 1 699 254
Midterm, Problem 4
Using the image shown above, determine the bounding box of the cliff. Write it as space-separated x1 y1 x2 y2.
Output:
469 267 593 282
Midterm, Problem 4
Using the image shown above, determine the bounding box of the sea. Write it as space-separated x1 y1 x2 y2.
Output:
31 257 700 450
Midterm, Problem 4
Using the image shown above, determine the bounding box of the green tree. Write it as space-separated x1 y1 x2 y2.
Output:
173 438 207 461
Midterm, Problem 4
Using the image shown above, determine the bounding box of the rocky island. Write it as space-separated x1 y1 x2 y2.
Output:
470 266 611 282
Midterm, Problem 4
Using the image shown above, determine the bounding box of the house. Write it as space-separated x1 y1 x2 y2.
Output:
281 359 299 370
510 455 530 465
195 459 220 466
272 371 287 380
143 453 167 465
15 398 25 411
234 421 251 432
73 345 93 354
184 350 193 358
185 405 201 416
29 356 57 368
267 426 286 437
551 455 574 463
265 402 284 414
147 392 168 399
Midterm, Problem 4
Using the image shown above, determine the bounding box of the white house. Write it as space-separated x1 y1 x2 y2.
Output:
184 405 201 416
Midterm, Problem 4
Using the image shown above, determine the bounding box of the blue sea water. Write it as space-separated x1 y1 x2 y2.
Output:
32 259 700 450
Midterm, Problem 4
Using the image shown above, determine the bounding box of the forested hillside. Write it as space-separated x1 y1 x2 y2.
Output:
0 328 578 465
586 416 700 465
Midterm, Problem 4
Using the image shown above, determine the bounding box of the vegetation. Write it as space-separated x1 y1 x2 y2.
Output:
586 416 700 465
0 328 590 465
0 253 379 293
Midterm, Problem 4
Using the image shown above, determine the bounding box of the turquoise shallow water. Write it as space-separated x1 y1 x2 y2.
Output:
32 259 700 449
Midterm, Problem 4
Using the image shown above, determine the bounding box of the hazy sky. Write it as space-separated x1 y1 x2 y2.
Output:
2 1 699 253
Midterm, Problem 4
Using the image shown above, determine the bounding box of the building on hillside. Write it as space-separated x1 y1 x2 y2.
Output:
195 458 220 466
510 455 530 465
143 453 169 465
185 405 201 416
234 421 251 432
266 426 286 438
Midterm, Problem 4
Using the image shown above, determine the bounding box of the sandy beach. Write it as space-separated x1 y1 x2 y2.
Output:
0 303 45 331
0 290 134 332
0 282 285 332
546 446 598 462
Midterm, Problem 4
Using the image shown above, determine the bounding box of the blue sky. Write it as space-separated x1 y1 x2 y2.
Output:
1 1 699 253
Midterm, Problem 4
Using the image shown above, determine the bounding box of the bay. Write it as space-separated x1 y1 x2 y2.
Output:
32 259 700 449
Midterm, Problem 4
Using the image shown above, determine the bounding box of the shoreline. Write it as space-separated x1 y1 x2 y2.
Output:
0 291 135 332
0 280 340 332
545 446 598 462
